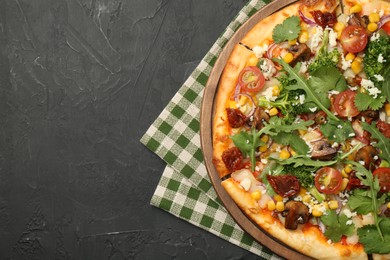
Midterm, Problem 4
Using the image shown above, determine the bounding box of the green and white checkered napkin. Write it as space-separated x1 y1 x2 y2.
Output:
141 0 283 259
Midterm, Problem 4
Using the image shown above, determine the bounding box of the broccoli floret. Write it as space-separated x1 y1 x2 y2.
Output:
363 32 390 86
281 164 316 188
308 30 340 73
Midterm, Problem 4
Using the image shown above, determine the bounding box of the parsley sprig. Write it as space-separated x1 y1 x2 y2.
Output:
272 16 301 43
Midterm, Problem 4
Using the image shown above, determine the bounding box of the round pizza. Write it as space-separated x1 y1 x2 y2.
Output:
212 0 390 259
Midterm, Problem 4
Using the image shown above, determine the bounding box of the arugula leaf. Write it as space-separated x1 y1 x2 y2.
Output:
270 155 337 167
262 117 314 136
355 92 386 111
272 132 309 155
274 58 340 121
272 16 301 43
320 119 354 143
362 122 390 163
357 218 390 254
383 67 390 102
321 210 355 242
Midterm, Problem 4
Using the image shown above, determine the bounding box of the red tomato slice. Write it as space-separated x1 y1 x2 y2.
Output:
238 66 265 93
315 167 343 194
373 167 390 193
340 25 368 53
382 21 390 35
333 89 360 118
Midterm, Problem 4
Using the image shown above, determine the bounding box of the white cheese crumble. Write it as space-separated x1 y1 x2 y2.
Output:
326 28 338 48
262 86 277 102
261 158 268 164
309 107 317 112
361 79 381 98
341 54 352 70
299 61 308 74
346 220 353 225
374 74 384 81
370 32 380 42
253 44 269 58
255 166 260 171
378 53 386 63
309 26 324 51
299 94 305 104
259 60 276 80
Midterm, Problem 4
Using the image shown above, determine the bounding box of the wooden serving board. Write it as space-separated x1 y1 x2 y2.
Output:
200 0 313 259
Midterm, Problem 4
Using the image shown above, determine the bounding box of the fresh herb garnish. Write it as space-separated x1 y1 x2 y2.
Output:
272 16 301 43
320 119 354 143
362 122 390 163
355 92 386 111
320 210 355 242
272 132 309 155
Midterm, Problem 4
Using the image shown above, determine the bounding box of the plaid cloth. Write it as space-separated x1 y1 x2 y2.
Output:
141 0 283 258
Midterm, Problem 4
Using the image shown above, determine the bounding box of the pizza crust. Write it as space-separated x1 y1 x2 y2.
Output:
222 178 368 260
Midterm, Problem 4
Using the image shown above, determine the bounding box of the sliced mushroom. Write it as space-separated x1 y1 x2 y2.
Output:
348 13 368 28
249 107 270 130
282 201 310 230
311 140 337 160
289 43 311 67
358 110 379 124
354 145 378 171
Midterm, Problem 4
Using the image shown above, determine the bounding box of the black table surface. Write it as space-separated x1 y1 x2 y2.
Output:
0 0 265 259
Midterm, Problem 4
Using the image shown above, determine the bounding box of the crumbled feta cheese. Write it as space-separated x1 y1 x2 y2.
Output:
240 178 251 191
253 44 269 58
378 53 386 63
328 90 340 95
261 158 268 164
309 26 324 50
255 166 260 171
262 86 277 102
374 74 384 81
361 79 381 98
349 86 358 91
309 107 317 112
299 61 308 74
370 32 380 42
348 132 355 137
341 54 352 70
332 142 339 148
359 160 365 165
337 125 343 129
259 60 276 80
326 28 338 47
299 94 305 104
379 9 384 17
346 220 353 225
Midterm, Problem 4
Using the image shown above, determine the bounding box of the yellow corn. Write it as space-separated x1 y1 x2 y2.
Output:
344 164 353 174
276 201 285 212
387 202 390 209
355 56 363 63
290 149 297 156
268 107 279 116
369 13 380 23
274 194 283 202
302 194 311 203
298 31 309 43
328 200 339 210
288 39 297 45
385 103 390 116
367 22 378 32
267 200 276 211
351 60 362 74
322 202 329 210
298 129 307 135
312 205 323 217
279 149 291 159
260 135 269 143
300 22 308 30
341 178 349 191
283 52 294 63
350 4 362 13
251 190 262 201
259 145 268 153
345 53 355 61
341 169 349 178
334 22 346 32
238 95 249 106
272 85 280 96
298 188 308 197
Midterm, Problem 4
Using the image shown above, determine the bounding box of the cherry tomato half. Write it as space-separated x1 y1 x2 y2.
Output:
238 66 265 93
382 21 390 35
373 167 390 193
315 167 343 194
340 25 368 53
333 89 360 118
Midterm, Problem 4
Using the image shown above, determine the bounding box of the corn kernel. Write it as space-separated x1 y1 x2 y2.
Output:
341 178 349 190
341 169 349 178
300 22 308 30
337 30 343 39
298 129 307 135
350 4 362 13
298 31 309 43
369 13 380 23
268 107 279 116
388 202 390 209
328 200 339 210
290 149 297 156
276 201 285 212
288 39 297 45
385 103 390 116
267 200 276 211
298 188 307 197
272 85 280 96
260 135 269 143
322 202 329 210
251 190 262 201
274 194 283 202
283 52 294 63
302 194 311 203
351 60 362 74
345 53 355 61
259 145 268 153
367 22 378 32
312 205 323 217
344 164 353 174
279 149 291 159
334 22 346 32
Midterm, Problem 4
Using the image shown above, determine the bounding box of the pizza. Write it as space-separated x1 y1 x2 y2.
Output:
211 0 390 259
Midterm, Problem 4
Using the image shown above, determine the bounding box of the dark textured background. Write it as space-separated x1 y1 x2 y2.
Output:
0 0 263 259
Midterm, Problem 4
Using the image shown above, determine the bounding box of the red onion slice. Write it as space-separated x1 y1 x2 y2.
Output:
299 10 317 25
378 14 390 28
266 43 278 59
234 84 241 103
233 93 256 118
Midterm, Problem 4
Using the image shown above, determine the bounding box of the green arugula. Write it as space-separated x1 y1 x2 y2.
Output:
320 210 355 242
274 58 340 121
383 67 390 102
355 92 386 111
362 122 390 163
231 117 313 171
272 16 301 43
272 132 309 155
320 119 355 143
357 218 390 254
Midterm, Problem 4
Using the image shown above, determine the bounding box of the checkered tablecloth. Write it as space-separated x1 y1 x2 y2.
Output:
140 0 283 258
